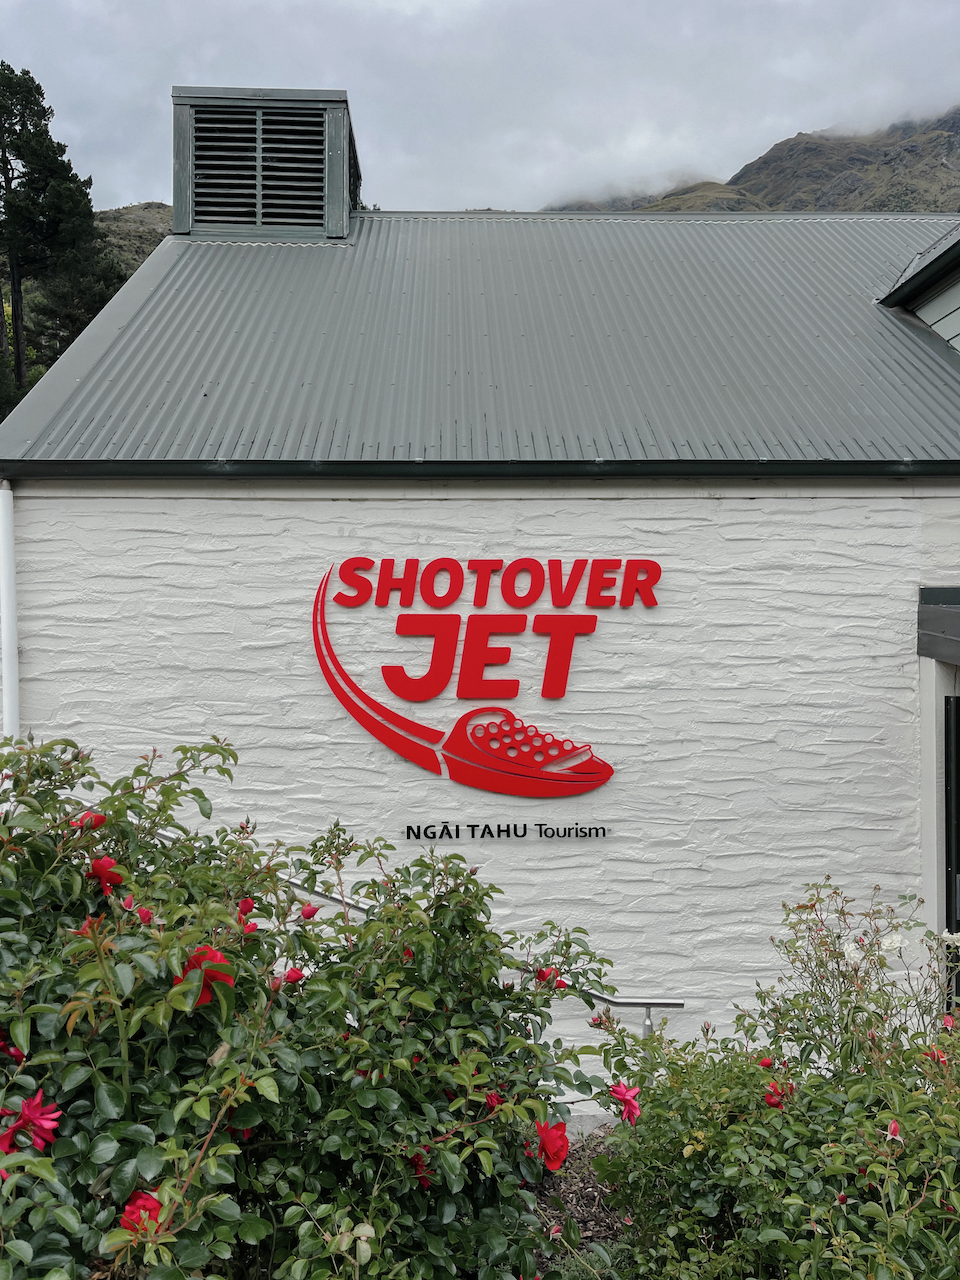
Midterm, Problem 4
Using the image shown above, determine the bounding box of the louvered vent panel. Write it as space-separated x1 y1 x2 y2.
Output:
192 105 325 227
261 109 325 225
193 108 258 224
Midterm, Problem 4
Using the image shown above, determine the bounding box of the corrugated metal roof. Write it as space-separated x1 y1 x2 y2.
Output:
5 210 960 474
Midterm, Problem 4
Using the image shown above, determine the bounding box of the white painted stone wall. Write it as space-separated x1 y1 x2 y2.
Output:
8 478 956 1049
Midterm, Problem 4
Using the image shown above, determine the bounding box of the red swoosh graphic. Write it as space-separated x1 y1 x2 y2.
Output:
313 568 613 797
313 572 445 775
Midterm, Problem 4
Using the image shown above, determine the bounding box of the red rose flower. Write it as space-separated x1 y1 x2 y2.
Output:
535 1119 569 1171
925 1046 947 1064
243 921 257 935
270 976 282 991
0 1033 24 1066
137 907 153 925
403 947 414 961
485 1091 504 1110
301 903 319 920
0 1090 61 1177
535 967 558 983
764 1081 794 1109
122 894 134 910
237 898 255 917
71 811 106 831
172 945 234 1006
555 979 567 990
120 1190 163 1233
759 1057 773 1068
284 967 304 984
837 1193 847 1204
86 855 123 895
409 1149 433 1189
945 1014 955 1030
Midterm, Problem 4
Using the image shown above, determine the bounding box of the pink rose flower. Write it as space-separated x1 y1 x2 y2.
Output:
610 1081 641 1125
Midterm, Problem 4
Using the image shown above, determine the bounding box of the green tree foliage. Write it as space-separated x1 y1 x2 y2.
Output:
0 735 610 1280
0 63 124 399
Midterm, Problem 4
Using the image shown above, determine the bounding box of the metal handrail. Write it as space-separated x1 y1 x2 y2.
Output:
582 989 685 1038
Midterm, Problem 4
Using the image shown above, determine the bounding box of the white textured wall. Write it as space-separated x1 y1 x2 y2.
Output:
8 479 949 1048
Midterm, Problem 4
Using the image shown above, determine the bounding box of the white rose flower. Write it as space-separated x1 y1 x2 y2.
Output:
843 940 863 965
881 932 905 953
942 929 960 946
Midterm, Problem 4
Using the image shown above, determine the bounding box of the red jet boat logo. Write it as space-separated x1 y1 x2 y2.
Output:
312 556 661 799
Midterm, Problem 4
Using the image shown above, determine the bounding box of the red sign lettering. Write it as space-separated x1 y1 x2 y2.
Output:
315 555 662 796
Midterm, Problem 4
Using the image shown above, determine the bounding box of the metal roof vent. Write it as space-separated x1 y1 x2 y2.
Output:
172 86 360 239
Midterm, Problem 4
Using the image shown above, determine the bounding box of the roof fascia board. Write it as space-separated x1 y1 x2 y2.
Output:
918 597 960 662
171 87 348 104
0 239 191 452
4 459 960 482
882 240 960 308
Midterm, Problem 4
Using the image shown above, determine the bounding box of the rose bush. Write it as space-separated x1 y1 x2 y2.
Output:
0 736 610 1280
586 880 960 1280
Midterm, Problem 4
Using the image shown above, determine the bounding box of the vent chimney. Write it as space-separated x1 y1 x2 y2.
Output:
172 86 360 239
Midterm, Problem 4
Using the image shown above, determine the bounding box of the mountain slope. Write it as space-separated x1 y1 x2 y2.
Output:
95 201 173 276
549 108 960 214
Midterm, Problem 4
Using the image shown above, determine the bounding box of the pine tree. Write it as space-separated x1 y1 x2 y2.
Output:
0 63 125 391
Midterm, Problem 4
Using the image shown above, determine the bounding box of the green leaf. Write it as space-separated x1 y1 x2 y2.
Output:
0 1258 11 1280
175 1246 210 1269
229 1103 261 1128
304 1084 321 1112
560 1217 581 1248
8 1018 29 1056
758 1228 790 1242
254 1075 279 1104
209 1198 241 1221
439 1197 457 1224
191 1096 210 1121
109 1159 138 1203
477 1149 494 1176
238 1215 272 1244
356 1240 372 1266
191 791 213 820
101 1230 136 1253
88 1136 120 1164
5 1240 32 1265
130 952 159 980
377 1088 403 1111
136 1148 166 1181
111 1123 155 1146
355 1089 378 1108
95 1081 125 1120
60 1064 92 1094
408 991 436 1012
52 1206 82 1235
114 964 136 998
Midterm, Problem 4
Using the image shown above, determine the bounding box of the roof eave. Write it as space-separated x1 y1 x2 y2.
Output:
3 458 960 482
881 239 960 308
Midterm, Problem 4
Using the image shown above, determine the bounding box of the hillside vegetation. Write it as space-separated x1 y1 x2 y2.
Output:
94 200 172 274
549 105 960 214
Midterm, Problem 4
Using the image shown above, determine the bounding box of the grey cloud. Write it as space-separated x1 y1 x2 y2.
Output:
7 0 960 212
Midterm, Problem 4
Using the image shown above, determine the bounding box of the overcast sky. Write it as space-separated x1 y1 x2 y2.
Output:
7 0 960 213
